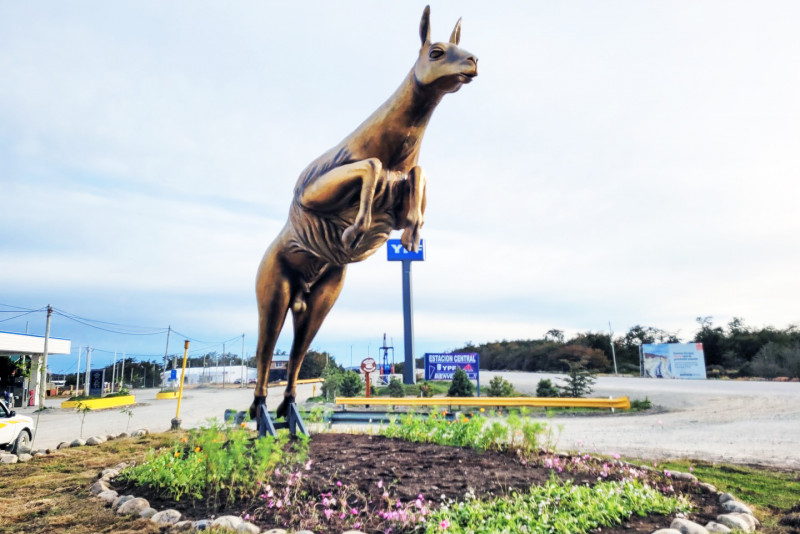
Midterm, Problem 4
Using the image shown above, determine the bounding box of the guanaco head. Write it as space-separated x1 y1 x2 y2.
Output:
413 6 478 94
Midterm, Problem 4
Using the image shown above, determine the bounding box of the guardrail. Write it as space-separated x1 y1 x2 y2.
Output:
334 396 631 410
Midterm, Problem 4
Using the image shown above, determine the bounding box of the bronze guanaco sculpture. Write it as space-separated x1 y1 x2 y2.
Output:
250 6 478 424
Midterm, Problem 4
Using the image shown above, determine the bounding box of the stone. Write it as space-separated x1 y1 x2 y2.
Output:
100 467 120 479
90 480 110 495
212 516 243 529
132 428 149 437
670 518 710 534
17 453 33 462
718 492 735 504
721 500 753 515
652 530 681 534
106 434 116 441
172 520 194 531
140 507 157 519
70 438 86 447
33 452 47 458
117 497 150 515
704 521 732 533
341 531 368 534
113 461 129 470
151 509 182 526
56 442 69 449
294 531 315 534
112 494 135 510
237 522 261 533
0 454 18 464
729 513 758 528
193 519 212 530
117 432 130 439
86 436 104 446
97 490 118 504
668 470 697 481
262 529 286 534
697 482 717 493
716 514 753 532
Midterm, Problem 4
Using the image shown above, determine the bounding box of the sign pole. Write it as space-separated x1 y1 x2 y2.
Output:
171 340 190 430
401 259 416 385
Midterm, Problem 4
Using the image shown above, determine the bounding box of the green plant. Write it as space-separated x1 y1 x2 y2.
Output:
321 365 343 400
118 422 307 509
485 375 515 397
630 397 652 411
535 378 559 397
558 365 596 398
338 371 364 397
386 377 405 397
120 406 134 432
425 476 689 534
75 402 91 438
447 368 475 397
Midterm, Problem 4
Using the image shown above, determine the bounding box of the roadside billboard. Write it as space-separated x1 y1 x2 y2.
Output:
424 353 479 381
642 343 706 379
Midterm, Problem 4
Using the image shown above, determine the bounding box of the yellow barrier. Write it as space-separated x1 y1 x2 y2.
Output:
61 395 136 410
272 378 325 387
334 396 631 410
155 391 180 400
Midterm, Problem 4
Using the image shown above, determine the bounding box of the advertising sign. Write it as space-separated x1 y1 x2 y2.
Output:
424 353 479 381
89 369 105 397
642 343 706 379
386 238 425 261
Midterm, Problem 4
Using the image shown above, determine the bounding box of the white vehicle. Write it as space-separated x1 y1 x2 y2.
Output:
0 399 33 454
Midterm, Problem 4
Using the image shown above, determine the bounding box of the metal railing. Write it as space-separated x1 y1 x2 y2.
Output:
335 396 631 410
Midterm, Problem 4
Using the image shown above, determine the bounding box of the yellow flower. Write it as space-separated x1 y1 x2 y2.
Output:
181 436 188 443
174 451 181 457
479 408 485 413
240 422 246 428
194 446 201 453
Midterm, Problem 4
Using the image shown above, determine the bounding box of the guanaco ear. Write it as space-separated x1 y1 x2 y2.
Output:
419 5 431 47
449 17 462 45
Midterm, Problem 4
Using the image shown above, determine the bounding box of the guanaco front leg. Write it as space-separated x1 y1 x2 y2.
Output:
400 165 427 252
299 158 383 248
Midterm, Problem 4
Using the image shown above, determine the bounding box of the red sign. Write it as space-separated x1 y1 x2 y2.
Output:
361 357 377 373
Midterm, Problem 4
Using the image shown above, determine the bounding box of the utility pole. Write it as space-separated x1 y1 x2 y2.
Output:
222 342 226 389
241 334 245 388
38 305 53 408
84 347 92 397
164 325 171 372
143 367 147 389
120 352 125 390
76 345 82 395
608 321 619 375
111 351 117 393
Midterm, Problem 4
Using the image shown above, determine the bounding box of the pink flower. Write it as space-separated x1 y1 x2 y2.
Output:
377 479 384 489
339 512 346 519
440 519 451 530
304 459 312 470
336 480 342 487
351 508 359 515
324 509 332 520
612 453 621 460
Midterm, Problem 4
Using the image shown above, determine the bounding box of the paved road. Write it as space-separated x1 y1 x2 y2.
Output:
485 371 800 469
21 383 317 451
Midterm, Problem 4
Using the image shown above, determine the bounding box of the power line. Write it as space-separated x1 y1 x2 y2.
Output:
52 309 169 336
0 309 44 323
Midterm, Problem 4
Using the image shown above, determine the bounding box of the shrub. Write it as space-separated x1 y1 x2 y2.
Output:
447 367 475 397
558 365 596 398
536 378 559 397
321 365 343 400
387 377 405 397
630 397 652 411
485 375 515 397
749 342 800 379
418 381 433 397
338 371 364 397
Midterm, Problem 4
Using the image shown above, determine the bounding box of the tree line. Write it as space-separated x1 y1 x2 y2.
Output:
454 318 800 379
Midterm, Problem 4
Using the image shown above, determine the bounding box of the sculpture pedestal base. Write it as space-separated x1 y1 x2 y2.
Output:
255 401 308 438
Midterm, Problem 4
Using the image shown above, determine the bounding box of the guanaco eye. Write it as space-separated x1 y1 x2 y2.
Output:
429 47 444 59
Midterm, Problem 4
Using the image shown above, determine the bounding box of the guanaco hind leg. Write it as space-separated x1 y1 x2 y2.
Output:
401 165 427 252
299 158 384 248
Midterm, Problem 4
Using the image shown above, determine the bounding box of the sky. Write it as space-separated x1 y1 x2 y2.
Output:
2 2 799 375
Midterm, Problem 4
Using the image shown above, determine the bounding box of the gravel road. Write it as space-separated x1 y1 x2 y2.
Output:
488 371 800 469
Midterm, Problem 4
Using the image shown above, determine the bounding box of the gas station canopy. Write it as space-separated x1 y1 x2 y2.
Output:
0 332 71 358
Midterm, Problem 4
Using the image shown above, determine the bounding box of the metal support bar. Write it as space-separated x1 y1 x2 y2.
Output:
256 401 308 437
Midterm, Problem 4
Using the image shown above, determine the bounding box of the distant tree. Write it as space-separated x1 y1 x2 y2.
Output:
553 345 610 372
321 365 344 400
447 367 475 397
387 377 405 397
545 329 565 343
338 371 364 397
558 364 596 398
485 375 515 397
535 379 559 398
298 350 329 379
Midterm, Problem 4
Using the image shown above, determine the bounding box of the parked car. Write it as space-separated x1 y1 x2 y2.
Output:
0 399 34 454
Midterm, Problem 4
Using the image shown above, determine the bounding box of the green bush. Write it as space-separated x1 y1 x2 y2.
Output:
321 364 344 400
558 365 596 398
387 377 405 397
535 378 559 397
630 397 652 411
447 367 475 397
485 375 515 397
338 371 364 397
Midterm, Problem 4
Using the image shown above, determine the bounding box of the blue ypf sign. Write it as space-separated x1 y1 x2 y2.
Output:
424 352 479 381
386 238 426 261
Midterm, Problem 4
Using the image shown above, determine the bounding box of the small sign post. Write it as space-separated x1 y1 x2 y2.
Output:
361 357 377 398
387 238 425 385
